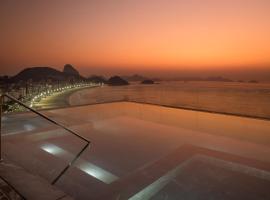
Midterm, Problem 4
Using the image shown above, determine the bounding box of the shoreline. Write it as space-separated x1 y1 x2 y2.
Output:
34 86 98 110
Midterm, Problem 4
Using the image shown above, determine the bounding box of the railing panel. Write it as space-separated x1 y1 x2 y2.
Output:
1 94 90 184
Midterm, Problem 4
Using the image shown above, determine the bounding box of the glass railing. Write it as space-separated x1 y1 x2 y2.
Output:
0 94 90 185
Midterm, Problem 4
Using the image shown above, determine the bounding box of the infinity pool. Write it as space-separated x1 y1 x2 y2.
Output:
3 102 270 199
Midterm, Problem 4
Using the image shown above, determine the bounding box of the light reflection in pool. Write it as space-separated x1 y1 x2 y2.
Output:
41 143 118 184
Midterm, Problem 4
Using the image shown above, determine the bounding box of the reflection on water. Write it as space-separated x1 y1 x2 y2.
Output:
50 102 270 162
41 143 118 184
130 155 270 200
69 81 270 119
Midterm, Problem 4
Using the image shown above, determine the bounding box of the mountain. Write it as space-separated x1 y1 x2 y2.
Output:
0 76 9 82
11 67 64 82
107 76 129 86
122 74 148 82
11 66 84 82
63 64 80 76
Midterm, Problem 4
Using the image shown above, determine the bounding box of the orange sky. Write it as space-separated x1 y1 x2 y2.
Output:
1 0 270 78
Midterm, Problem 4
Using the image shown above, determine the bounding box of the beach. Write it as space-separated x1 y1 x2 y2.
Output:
34 86 98 110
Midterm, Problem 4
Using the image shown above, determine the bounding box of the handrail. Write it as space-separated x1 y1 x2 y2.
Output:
3 94 90 143
0 93 91 185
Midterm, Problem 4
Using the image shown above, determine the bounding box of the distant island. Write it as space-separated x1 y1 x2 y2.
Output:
141 79 155 84
107 76 129 86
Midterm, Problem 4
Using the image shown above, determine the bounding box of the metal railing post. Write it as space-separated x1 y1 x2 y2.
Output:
0 95 3 162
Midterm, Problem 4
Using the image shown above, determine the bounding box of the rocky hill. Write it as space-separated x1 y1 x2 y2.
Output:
141 79 155 84
107 76 129 86
63 64 80 76
11 66 84 82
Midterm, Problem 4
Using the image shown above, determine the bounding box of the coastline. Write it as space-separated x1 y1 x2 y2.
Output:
34 86 98 110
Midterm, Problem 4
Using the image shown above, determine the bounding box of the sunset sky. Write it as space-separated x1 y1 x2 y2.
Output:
1 0 270 79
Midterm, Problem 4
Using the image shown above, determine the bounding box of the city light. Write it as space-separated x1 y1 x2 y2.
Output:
3 81 100 112
29 82 97 108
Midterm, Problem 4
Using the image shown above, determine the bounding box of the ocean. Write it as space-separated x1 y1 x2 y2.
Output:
69 81 270 119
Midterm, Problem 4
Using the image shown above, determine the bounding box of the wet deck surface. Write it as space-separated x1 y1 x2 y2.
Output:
2 102 270 199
